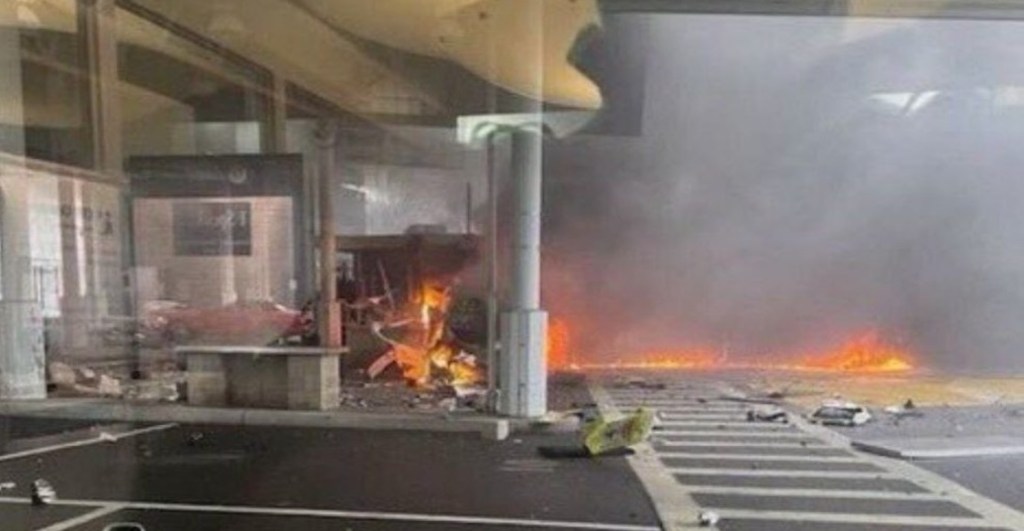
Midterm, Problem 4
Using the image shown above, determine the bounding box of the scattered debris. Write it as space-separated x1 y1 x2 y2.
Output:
542 407 656 459
746 405 789 423
96 375 123 397
698 510 721 527
719 390 779 405
882 400 925 425
454 386 487 410
31 479 56 506
366 351 397 380
48 362 77 388
438 397 457 411
612 376 666 390
808 400 872 427
339 392 369 408
186 432 205 446
75 366 98 385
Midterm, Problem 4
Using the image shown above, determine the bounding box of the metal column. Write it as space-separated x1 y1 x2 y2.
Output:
315 121 340 347
498 129 547 417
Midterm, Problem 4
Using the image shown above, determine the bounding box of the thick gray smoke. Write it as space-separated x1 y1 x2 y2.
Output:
542 14 1024 371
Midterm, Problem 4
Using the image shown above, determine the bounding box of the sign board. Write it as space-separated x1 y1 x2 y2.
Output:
172 201 252 256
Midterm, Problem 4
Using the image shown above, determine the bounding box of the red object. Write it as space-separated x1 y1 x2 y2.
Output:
145 301 308 344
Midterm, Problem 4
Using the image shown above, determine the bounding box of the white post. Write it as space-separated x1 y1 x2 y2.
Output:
498 129 547 417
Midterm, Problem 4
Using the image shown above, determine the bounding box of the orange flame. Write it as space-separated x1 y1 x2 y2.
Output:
394 281 482 387
575 347 720 370
796 332 914 373
546 317 572 370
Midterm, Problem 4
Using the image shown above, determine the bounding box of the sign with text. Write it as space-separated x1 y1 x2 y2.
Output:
172 201 252 256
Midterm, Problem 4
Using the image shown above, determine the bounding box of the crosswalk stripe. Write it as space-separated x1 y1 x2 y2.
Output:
654 430 814 439
652 440 826 449
663 468 898 479
685 485 948 500
704 509 999 527
654 452 865 463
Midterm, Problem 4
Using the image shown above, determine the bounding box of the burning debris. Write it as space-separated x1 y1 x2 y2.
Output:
363 281 483 390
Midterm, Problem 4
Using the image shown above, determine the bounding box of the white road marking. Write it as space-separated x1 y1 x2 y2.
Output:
657 408 748 414
0 497 659 531
653 430 816 439
600 377 1024 530
34 504 126 531
685 485 948 500
657 420 790 427
499 458 558 474
662 467 897 479
656 415 749 422
589 384 704 531
651 440 825 449
654 451 865 463
703 508 1002 528
612 400 739 407
792 411 1024 530
0 424 178 463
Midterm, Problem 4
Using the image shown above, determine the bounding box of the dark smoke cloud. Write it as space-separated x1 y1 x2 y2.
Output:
542 14 1024 371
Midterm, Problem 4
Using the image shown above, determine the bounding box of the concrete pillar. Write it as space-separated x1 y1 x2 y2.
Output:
0 17 44 399
287 355 340 410
498 130 547 417
186 353 228 407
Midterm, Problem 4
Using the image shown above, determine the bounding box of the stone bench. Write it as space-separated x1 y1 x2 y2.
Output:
175 345 347 410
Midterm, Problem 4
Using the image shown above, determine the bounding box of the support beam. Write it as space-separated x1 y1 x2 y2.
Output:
80 0 123 177
266 74 289 153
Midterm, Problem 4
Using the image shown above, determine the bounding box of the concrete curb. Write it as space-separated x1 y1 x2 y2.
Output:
852 436 1024 460
0 400 510 441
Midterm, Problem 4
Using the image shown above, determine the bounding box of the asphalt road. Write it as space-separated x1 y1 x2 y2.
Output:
0 415 658 531
839 403 1024 514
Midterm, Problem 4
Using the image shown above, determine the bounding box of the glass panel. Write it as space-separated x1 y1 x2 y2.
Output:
116 4 271 158
0 0 92 168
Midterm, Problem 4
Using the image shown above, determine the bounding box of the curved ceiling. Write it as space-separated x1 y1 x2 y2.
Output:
293 0 604 110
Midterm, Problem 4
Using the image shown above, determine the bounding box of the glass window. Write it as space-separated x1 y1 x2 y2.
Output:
0 0 92 168
116 3 272 159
